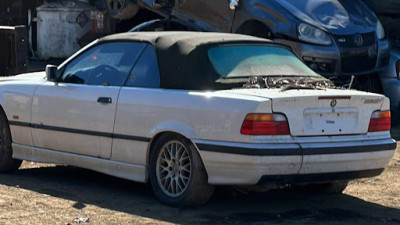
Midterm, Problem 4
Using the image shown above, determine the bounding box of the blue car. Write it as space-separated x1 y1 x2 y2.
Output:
380 50 400 126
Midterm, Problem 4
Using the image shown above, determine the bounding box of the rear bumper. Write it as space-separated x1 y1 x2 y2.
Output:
195 137 396 185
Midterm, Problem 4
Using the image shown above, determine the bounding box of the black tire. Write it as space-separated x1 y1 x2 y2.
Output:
105 0 139 20
0 111 22 173
149 134 215 207
296 181 348 195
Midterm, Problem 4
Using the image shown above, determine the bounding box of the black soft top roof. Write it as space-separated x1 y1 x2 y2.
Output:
99 32 280 90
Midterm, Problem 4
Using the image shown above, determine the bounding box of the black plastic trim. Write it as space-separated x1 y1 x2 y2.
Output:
196 143 300 156
113 134 151 142
30 123 113 138
196 142 396 156
302 143 396 155
257 169 384 185
9 121 151 142
8 121 29 127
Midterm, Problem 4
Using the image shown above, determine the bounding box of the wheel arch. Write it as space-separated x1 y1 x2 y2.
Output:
0 94 8 113
0 103 12 131
145 130 206 182
0 102 22 172
234 19 274 39
0 104 10 126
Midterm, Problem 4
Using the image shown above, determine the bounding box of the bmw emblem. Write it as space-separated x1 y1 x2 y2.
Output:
330 99 337 107
354 34 364 47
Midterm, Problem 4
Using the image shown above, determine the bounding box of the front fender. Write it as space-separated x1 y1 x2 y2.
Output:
0 72 45 146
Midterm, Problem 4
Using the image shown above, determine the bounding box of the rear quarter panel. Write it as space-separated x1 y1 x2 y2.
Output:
111 88 271 165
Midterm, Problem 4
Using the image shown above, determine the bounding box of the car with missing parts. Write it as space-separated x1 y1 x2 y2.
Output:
118 0 390 79
0 32 396 206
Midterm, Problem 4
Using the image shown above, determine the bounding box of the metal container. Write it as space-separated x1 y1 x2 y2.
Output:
0 26 28 76
36 1 93 59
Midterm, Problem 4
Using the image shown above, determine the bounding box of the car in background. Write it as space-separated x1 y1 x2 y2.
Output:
379 50 400 126
362 0 400 49
124 0 390 81
0 32 395 206
362 0 400 16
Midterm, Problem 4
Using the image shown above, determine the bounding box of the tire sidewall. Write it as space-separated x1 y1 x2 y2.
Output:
0 111 22 172
149 134 195 206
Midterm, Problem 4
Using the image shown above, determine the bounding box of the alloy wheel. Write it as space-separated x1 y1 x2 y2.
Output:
156 140 192 197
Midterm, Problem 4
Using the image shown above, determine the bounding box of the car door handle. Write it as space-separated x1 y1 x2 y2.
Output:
97 97 112 104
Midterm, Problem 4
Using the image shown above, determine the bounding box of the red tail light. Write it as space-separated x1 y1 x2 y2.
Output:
368 110 391 132
241 113 290 135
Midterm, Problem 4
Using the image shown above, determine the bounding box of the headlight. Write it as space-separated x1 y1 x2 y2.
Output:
376 19 385 40
298 23 332 45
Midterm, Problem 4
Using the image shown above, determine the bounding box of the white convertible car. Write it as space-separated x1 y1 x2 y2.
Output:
0 32 396 206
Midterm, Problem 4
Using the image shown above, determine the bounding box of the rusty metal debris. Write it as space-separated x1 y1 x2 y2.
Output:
242 76 335 91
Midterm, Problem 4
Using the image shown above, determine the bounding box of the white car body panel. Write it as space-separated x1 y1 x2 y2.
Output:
194 133 395 184
12 143 146 182
0 72 46 146
224 88 388 136
194 140 302 184
111 87 270 166
31 81 120 158
298 137 395 174
1 72 396 185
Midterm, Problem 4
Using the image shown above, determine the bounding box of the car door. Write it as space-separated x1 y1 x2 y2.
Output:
31 41 147 158
111 44 161 166
172 0 235 32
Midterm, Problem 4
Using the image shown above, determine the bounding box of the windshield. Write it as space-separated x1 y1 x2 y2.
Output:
208 45 320 78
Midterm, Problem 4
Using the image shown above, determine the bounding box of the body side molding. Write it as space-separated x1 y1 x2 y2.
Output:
12 143 148 183
9 121 151 142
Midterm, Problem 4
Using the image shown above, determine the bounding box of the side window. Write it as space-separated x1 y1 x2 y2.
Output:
60 42 146 86
125 45 160 88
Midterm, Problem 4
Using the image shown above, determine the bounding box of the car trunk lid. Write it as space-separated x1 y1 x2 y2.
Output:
222 88 386 136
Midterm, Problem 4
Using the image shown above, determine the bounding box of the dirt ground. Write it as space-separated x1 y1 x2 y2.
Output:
0 142 399 225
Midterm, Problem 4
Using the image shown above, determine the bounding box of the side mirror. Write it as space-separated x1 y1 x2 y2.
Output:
46 65 58 82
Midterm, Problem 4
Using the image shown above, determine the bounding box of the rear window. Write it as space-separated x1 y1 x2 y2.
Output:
208 45 319 78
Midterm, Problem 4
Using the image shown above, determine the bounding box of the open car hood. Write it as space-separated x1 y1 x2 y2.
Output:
275 0 377 35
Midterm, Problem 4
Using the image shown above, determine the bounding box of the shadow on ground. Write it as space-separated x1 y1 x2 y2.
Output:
0 165 399 224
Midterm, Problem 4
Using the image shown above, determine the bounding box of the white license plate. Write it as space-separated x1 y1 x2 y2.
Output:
304 107 358 135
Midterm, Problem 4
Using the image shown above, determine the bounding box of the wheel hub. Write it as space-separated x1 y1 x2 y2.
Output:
156 140 192 197
172 162 180 175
